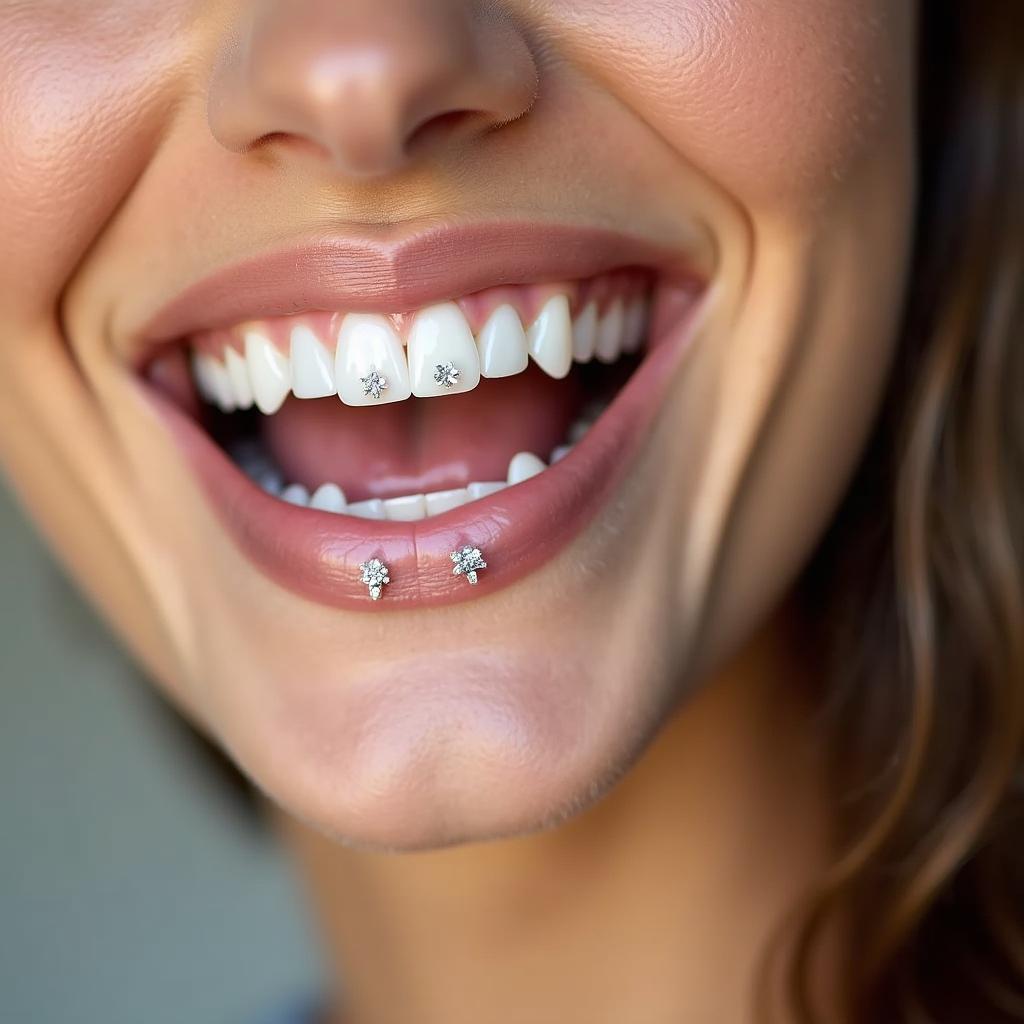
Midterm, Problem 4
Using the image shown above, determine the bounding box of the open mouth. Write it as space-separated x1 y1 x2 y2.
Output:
187 272 652 518
140 230 705 609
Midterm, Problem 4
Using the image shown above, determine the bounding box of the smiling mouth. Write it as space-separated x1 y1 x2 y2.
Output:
140 228 706 609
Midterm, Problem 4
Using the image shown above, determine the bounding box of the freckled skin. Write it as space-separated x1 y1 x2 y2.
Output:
0 0 915 864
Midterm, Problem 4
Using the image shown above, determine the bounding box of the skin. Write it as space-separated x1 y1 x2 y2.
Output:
0 2 916 1021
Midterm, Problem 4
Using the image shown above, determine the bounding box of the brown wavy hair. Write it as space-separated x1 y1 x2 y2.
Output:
785 1 1024 1021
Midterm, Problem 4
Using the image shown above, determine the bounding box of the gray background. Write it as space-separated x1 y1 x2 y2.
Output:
0 482 320 1024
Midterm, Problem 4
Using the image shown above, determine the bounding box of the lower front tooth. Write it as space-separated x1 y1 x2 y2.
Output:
467 481 506 500
383 494 427 521
347 498 387 520
507 451 546 485
310 483 346 512
550 445 572 464
281 484 310 506
424 488 470 516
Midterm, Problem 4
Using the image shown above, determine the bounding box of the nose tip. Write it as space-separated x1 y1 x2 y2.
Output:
208 0 538 179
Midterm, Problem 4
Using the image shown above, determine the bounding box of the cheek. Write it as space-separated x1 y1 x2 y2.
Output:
545 0 912 211
0 3 195 326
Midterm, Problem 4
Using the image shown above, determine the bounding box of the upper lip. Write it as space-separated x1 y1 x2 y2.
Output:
134 219 709 364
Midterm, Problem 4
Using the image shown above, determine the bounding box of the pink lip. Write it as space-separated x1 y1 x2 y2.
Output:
152 323 693 611
138 221 702 353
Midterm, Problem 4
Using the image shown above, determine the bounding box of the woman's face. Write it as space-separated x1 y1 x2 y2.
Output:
0 1 914 848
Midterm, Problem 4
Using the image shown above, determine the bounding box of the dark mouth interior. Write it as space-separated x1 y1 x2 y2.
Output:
202 358 636 502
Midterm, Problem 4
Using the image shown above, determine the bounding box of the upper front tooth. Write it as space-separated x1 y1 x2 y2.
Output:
572 301 598 364
477 304 528 379
527 295 573 379
408 302 481 397
291 325 336 399
245 328 291 414
336 314 411 407
224 348 254 409
622 297 647 354
192 352 235 411
595 299 625 364
507 451 546 484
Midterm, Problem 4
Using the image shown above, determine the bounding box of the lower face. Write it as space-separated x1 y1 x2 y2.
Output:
0 1 915 848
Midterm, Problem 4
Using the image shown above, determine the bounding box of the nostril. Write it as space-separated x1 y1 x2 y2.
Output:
405 108 480 155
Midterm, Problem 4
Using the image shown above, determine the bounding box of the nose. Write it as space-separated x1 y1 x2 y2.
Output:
208 0 538 178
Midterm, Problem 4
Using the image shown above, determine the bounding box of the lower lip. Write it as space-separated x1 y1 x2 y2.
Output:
150 320 696 612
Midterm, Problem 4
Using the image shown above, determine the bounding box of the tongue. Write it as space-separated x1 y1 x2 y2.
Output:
262 367 580 501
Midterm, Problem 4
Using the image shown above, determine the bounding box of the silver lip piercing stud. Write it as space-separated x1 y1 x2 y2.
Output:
361 366 388 400
451 545 487 586
359 557 391 600
433 361 460 389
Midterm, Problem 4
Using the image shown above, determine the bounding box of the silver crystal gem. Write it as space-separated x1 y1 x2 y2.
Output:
359 557 391 600
433 361 460 389
450 545 487 586
361 367 388 400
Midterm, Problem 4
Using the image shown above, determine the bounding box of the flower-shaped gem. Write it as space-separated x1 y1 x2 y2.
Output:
360 367 388 400
359 557 391 600
450 545 487 586
433 361 460 389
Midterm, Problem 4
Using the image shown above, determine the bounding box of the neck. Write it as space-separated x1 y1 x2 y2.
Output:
275 601 834 1024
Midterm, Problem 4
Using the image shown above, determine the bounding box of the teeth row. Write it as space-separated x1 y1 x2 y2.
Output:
255 448 566 520
193 294 648 415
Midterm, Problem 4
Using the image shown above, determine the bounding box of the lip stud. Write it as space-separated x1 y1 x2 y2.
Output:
359 557 391 600
360 366 389 400
451 545 487 586
433 361 460 389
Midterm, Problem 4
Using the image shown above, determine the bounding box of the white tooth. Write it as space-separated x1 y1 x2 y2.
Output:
383 493 427 521
245 329 291 414
191 352 219 402
424 488 470 516
310 483 347 513
467 481 506 501
224 348 254 409
281 484 310 507
195 354 236 412
507 451 546 485
568 420 591 445
595 300 625 364
347 498 386 520
622 298 647 354
572 302 598 364
550 445 572 464
290 325 336 399
408 302 481 397
476 304 528 379
336 314 411 406
257 470 284 495
527 294 573 379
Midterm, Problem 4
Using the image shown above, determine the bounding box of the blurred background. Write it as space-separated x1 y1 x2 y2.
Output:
0 481 320 1024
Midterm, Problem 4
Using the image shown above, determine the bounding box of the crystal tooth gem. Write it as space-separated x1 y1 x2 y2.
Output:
359 557 391 600
451 545 487 586
360 366 389 400
433 361 460 389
